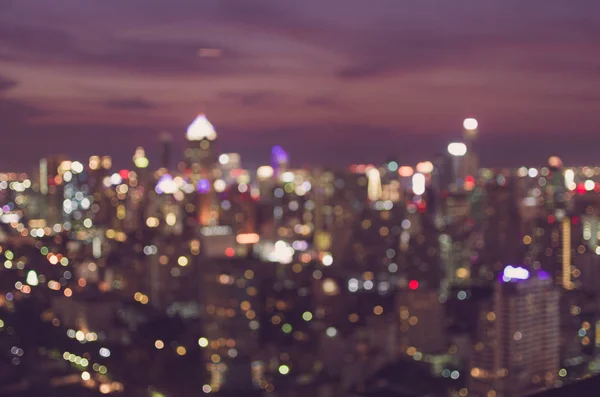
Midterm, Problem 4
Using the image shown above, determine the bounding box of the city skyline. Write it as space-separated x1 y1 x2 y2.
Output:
2 0 600 169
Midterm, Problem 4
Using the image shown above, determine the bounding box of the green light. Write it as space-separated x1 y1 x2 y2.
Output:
388 161 399 172
26 270 39 286
5 250 14 260
0 319 4 329
282 323 292 334
41 247 49 255
278 364 290 375
302 311 313 321
559 368 567 377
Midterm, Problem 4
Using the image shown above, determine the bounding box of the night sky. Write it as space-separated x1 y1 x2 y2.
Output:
1 0 599 170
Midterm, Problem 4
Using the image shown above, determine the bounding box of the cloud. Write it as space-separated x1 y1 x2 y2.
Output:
104 98 156 110
0 99 43 125
0 22 272 77
218 91 282 108
0 73 17 91
305 96 339 108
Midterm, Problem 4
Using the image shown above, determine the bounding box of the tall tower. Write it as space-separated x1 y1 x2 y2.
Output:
159 132 172 170
469 266 560 397
271 145 289 180
462 117 479 182
185 114 218 174
185 114 219 226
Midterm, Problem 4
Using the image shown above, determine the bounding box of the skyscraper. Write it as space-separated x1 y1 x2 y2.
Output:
184 114 220 226
469 266 560 397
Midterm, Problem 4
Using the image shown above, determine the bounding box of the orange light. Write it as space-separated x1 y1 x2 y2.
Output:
398 166 414 177
236 233 260 244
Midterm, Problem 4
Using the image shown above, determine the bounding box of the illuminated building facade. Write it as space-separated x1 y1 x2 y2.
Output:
469 266 560 397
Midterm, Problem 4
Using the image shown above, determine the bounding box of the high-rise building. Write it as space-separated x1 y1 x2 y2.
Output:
469 266 560 397
397 288 446 355
159 131 172 170
184 114 220 226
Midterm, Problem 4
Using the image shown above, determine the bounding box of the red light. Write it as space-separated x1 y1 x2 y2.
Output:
225 248 235 257
577 184 586 195
119 169 129 179
572 216 579 225
548 215 555 224
408 280 419 290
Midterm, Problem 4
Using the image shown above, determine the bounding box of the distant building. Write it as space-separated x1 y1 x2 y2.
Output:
469 266 560 397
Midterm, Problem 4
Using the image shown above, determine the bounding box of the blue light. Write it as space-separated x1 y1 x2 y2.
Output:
197 179 210 194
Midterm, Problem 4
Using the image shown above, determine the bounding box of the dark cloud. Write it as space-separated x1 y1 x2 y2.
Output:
0 73 17 91
0 99 43 125
104 98 156 110
218 91 282 108
0 24 75 57
1 0 600 170
0 23 272 77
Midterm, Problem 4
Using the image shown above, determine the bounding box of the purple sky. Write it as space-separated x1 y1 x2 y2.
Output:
1 0 599 170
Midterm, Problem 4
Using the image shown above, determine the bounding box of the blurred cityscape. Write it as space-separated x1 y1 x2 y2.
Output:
0 115 599 397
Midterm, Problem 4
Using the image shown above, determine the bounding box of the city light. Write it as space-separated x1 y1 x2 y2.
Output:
412 173 426 195
447 142 467 156
501 265 530 282
236 233 260 244
0 103 592 397
186 114 217 141
463 118 478 130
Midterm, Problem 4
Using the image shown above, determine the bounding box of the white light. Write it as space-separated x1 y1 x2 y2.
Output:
447 142 467 157
219 154 229 165
186 114 217 141
281 172 294 183
110 173 122 185
257 166 274 179
214 179 226 192
71 161 84 174
585 180 595 191
366 167 382 202
326 327 337 337
412 173 426 196
322 254 333 266
348 278 359 292
564 169 574 188
502 265 530 281
81 371 91 381
156 174 177 194
99 348 111 358
463 118 478 130
528 168 539 178
267 240 294 264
